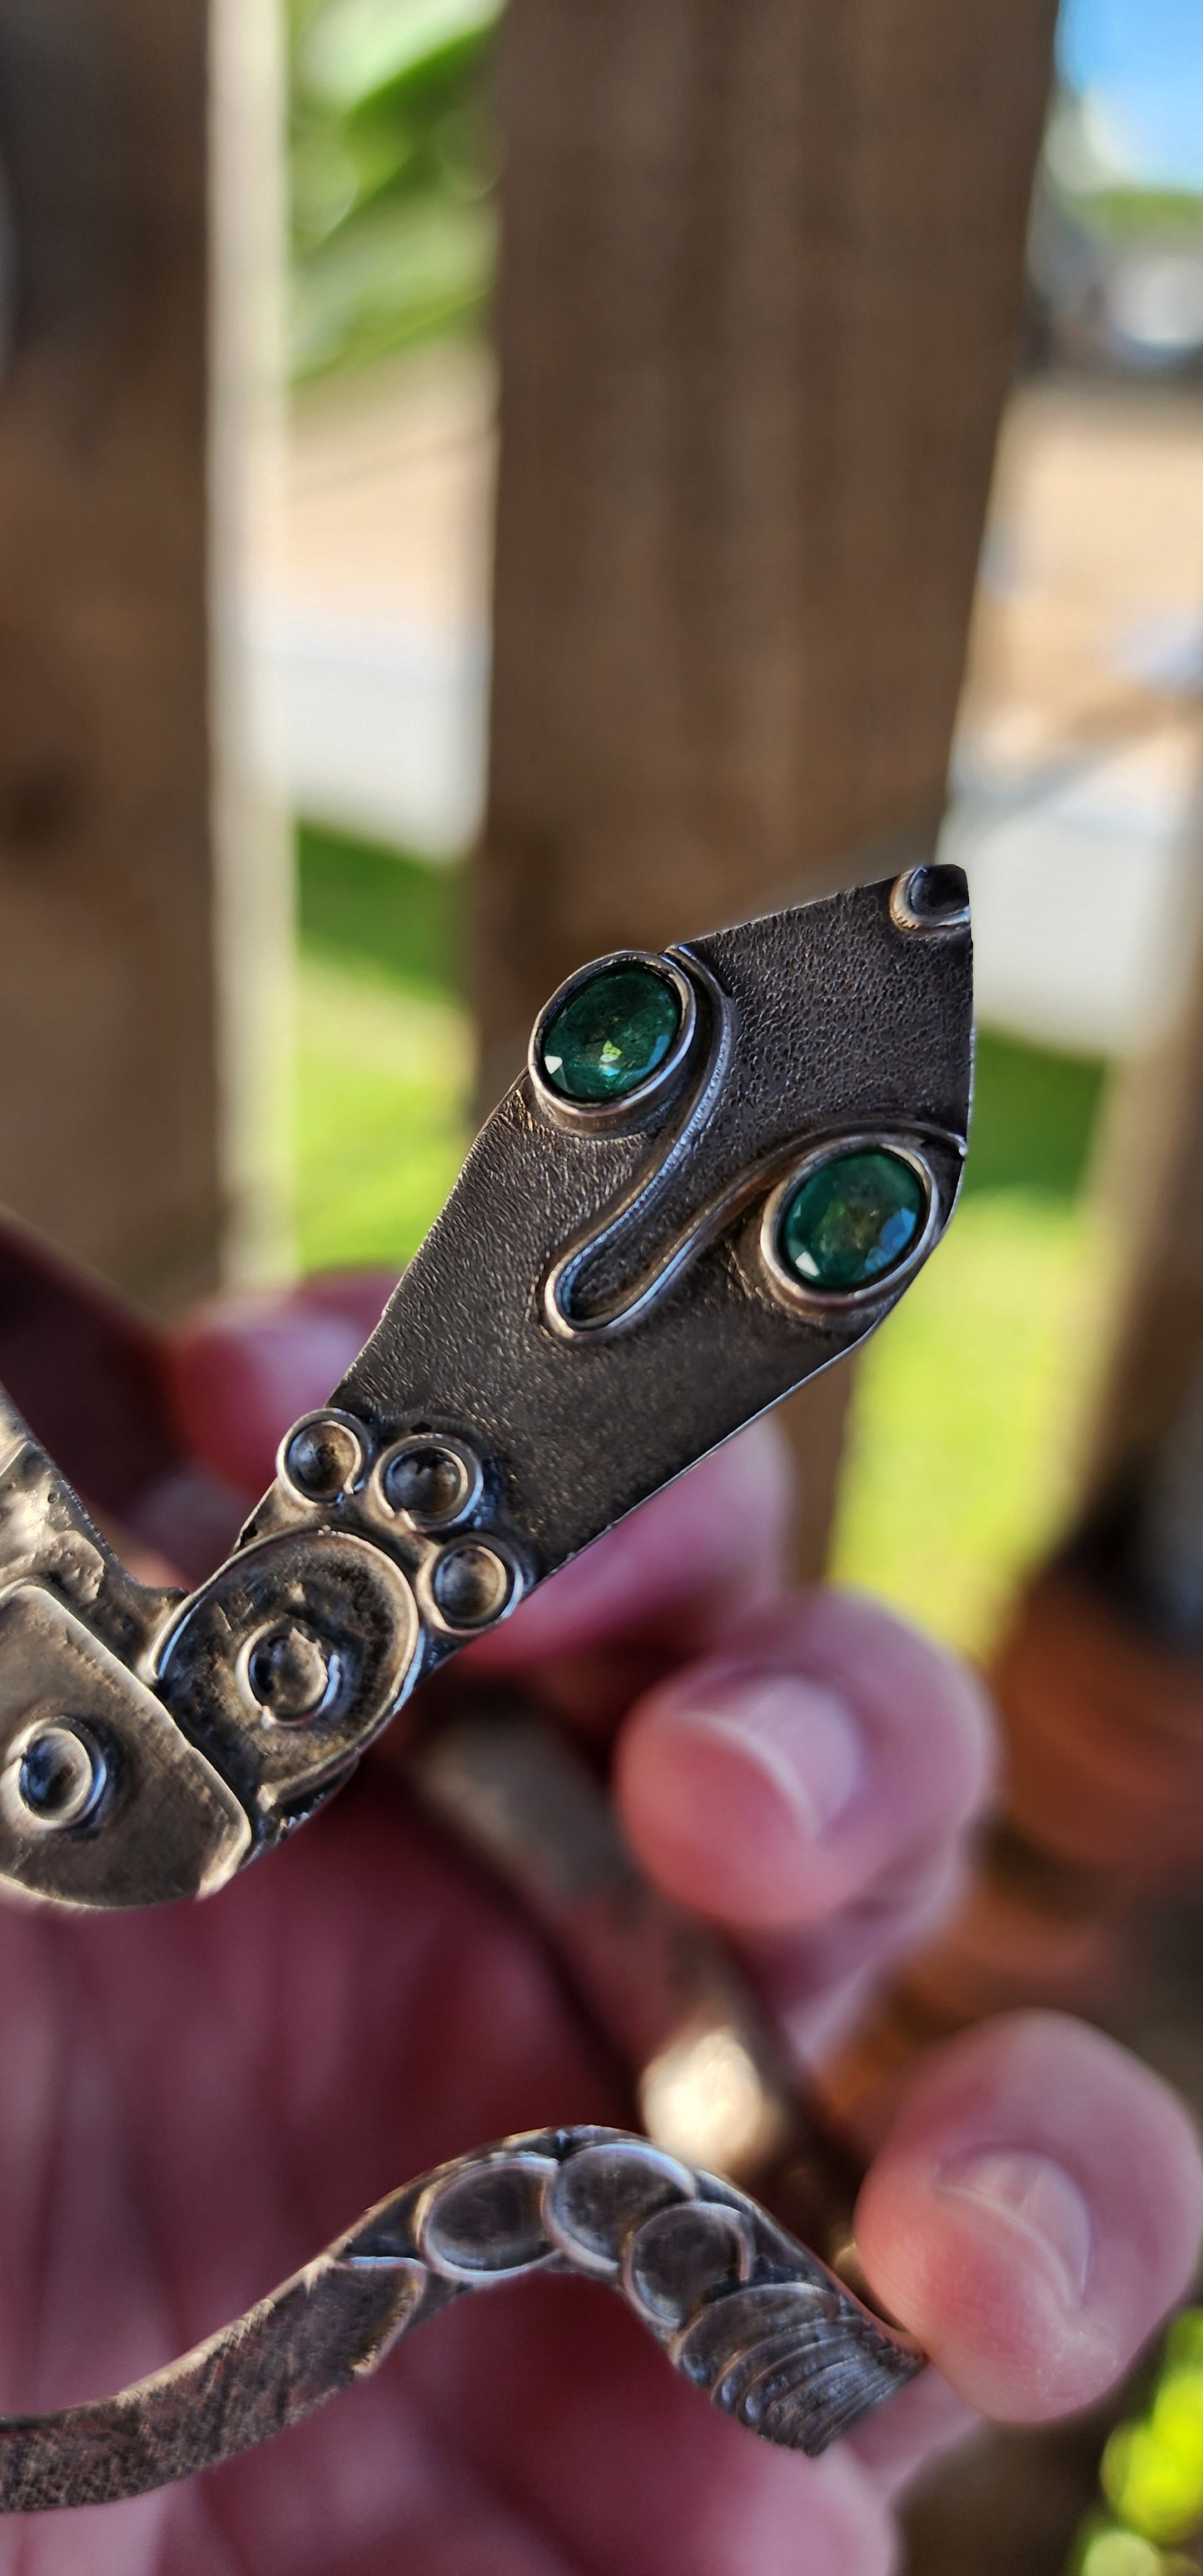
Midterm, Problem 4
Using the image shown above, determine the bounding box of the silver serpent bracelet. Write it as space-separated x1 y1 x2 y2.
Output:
0 865 971 2505
0 2128 922 2511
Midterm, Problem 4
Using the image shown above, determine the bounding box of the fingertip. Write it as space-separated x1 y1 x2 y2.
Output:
167 1289 377 1494
783 1588 997 1827
616 1677 863 1927
468 1418 794 1673
615 1589 994 1934
856 2013 1203 2423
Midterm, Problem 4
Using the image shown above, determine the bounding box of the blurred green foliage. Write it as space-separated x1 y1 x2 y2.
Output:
296 826 470 1271
832 1188 1114 1655
1066 2310 1203 2574
299 820 465 997
288 0 500 378
965 1029 1105 1198
1080 187 1203 238
834 1032 1111 1654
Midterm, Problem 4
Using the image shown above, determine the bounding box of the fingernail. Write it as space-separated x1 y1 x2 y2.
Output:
673 1674 862 1843
937 2148 1094 2308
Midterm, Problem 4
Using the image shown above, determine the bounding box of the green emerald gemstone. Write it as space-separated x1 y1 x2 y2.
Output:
540 962 681 1104
778 1149 926 1294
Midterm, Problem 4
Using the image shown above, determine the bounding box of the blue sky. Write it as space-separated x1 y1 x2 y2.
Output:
1057 0 1203 189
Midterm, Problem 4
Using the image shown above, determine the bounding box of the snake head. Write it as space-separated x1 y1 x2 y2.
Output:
0 865 972 1909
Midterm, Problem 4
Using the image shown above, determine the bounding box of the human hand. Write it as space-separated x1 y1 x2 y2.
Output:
4 1280 1196 2576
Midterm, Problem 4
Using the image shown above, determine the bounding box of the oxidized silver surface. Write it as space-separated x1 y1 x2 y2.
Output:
0 2128 922 2511
0 870 971 1910
0 868 971 2499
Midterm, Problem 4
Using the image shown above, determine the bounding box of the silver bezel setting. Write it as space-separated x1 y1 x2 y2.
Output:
373 1433 483 1534
236 1619 341 1728
889 867 971 936
417 1537 524 1639
529 949 698 1133
4 1719 108 1834
758 1136 939 1318
276 1408 366 1505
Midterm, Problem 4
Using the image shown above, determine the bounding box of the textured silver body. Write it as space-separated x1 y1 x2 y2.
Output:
0 871 970 2499
0 873 972 1912
0 2126 922 2511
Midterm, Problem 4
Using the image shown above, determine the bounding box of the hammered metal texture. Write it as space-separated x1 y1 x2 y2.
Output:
334 880 971 1577
0 2128 922 2510
0 874 970 1901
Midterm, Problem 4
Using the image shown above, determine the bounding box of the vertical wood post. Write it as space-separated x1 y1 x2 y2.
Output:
210 0 294 1294
0 0 291 1317
479 0 1056 1566
1083 884 1203 1514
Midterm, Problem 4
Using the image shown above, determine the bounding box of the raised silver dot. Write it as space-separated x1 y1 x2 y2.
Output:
246 1622 334 1722
431 1542 513 1629
16 1723 106 1831
624 2198 756 2329
281 1412 363 1503
416 2153 557 2280
382 1438 477 1529
544 2141 695 2279
889 863 970 934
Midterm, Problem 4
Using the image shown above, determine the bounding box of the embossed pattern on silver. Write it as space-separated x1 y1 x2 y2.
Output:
0 868 970 2499
0 871 971 1912
0 2127 922 2511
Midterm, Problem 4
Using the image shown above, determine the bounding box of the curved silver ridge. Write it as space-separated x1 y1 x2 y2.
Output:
540 948 736 1339
546 1100 964 1344
0 2126 922 2512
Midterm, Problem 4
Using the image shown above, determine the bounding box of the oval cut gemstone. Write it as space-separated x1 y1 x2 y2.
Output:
540 962 682 1104
778 1149 926 1294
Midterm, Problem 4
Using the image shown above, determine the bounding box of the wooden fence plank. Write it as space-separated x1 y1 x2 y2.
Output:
0 0 290 1315
479 0 1056 1567
1084 888 1203 1522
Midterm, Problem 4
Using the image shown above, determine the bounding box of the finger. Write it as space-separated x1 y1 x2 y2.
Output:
166 1288 795 1706
844 2365 977 2499
465 1418 793 1687
410 2272 900 2576
855 2011 1203 2423
167 1286 791 1651
165 1274 398 1495
614 1589 993 1947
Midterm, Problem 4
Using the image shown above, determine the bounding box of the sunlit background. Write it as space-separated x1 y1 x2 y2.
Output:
243 11 1203 2569
271 0 1203 1680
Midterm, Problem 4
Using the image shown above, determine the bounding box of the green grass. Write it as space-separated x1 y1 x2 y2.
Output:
296 824 470 1271
833 1028 1113 1655
299 821 465 996
831 1191 1116 1656
964 1028 1106 1199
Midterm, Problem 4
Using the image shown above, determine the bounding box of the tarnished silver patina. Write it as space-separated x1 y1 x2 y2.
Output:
0 2127 923 2510
0 868 972 2504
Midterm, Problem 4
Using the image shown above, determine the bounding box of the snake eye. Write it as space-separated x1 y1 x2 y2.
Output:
776 1147 928 1295
540 960 682 1104
529 948 698 1128
759 1137 939 1314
